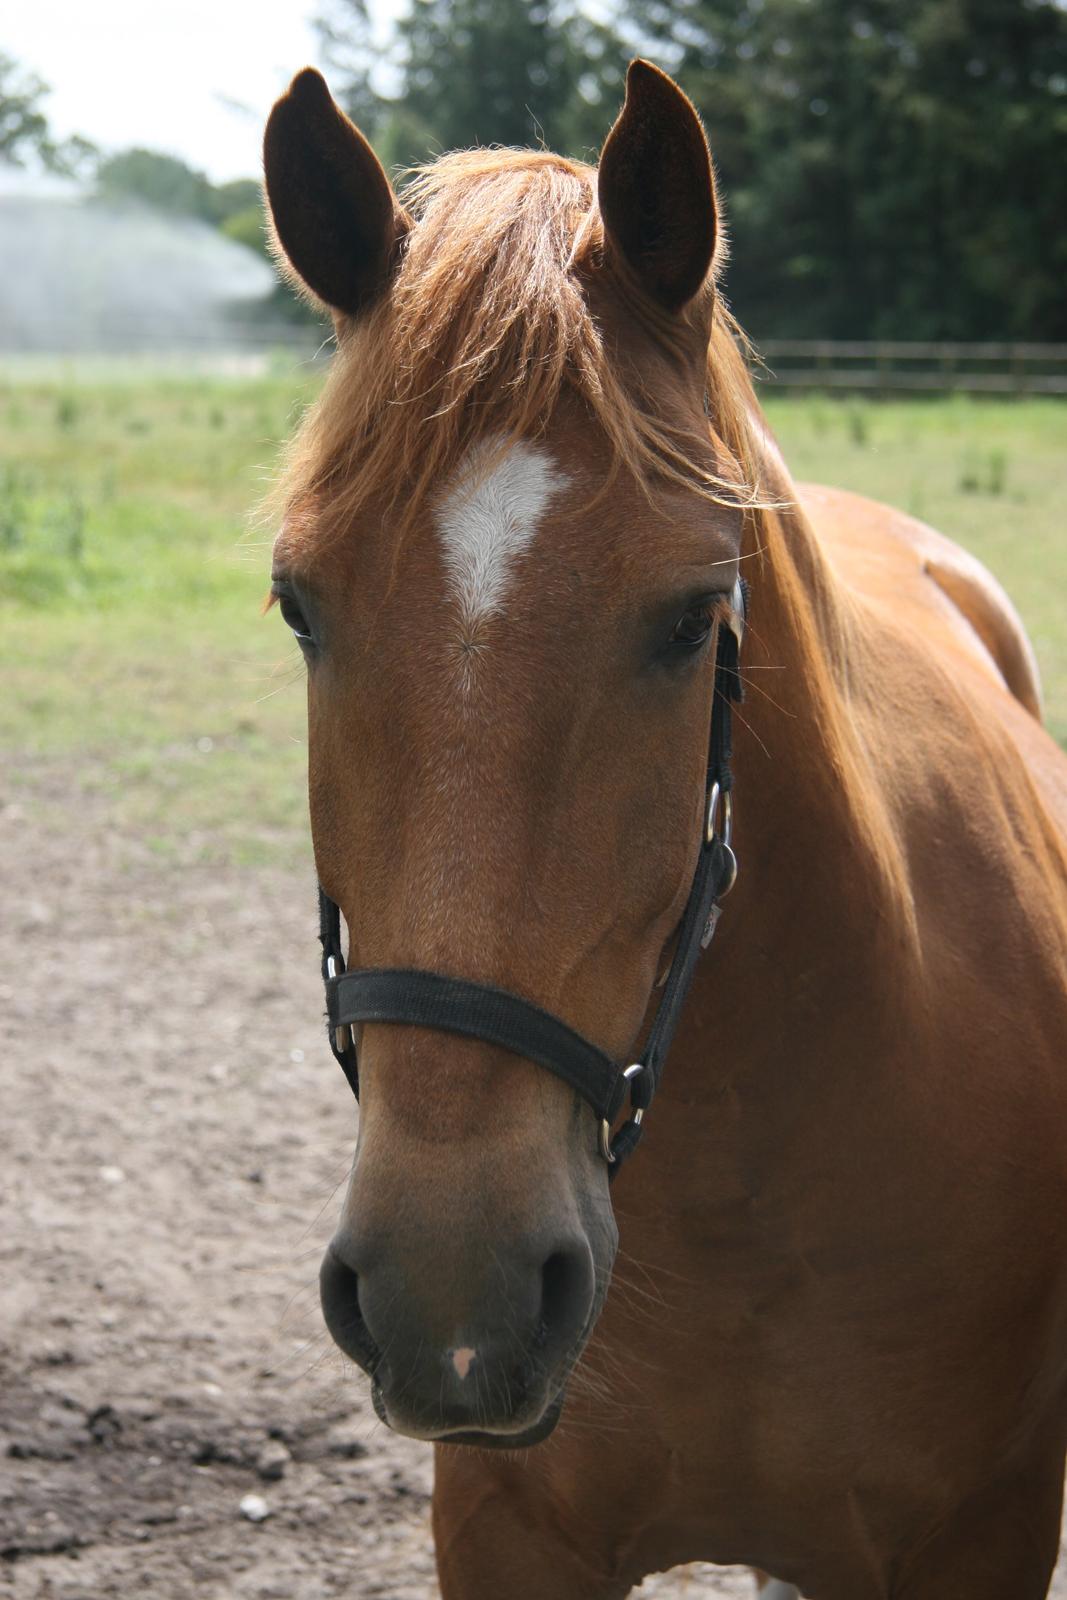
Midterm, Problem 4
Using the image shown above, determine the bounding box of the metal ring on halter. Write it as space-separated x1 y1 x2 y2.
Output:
326 956 353 1054
599 1063 645 1164
706 782 739 899
706 781 733 848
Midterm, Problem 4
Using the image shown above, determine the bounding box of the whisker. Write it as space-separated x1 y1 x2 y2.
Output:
729 700 772 761
294 1156 359 1248
736 671 795 720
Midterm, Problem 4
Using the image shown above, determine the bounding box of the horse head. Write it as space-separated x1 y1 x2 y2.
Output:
263 61 756 1447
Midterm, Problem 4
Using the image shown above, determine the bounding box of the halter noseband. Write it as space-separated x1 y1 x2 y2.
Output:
317 578 747 1174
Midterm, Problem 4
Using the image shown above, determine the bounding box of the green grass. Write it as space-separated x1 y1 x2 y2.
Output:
0 366 321 863
1 372 1064 863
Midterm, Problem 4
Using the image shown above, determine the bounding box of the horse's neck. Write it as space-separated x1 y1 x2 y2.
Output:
626 421 923 1191
741 415 859 734
725 419 920 1003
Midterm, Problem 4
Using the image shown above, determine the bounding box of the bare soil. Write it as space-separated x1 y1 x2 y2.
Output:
2 773 1065 1599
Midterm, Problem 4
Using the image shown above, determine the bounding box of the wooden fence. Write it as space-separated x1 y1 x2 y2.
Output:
754 340 1067 395
3 323 1066 396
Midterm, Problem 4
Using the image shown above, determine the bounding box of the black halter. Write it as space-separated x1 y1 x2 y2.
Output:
317 579 747 1173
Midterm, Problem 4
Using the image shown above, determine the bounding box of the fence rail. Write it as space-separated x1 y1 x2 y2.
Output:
755 340 1067 394
2 324 1066 395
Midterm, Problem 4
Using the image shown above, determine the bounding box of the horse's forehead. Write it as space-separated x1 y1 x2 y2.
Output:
277 416 735 610
434 436 570 629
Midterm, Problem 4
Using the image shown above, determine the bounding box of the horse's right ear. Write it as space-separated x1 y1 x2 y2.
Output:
263 68 408 317
598 60 717 313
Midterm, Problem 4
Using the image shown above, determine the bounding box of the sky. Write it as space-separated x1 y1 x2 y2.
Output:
10 0 404 183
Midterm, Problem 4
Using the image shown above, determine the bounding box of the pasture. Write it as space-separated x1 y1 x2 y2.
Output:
2 374 1065 863
2 369 1066 1598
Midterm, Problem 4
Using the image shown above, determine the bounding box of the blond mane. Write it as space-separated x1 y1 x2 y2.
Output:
275 146 766 538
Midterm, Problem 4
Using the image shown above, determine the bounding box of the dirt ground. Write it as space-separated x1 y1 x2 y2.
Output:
3 773 1067 1599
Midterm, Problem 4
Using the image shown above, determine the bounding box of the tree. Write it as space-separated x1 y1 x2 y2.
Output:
0 52 94 174
315 0 385 131
397 0 626 156
318 0 629 164
95 148 218 218
310 0 1067 338
625 0 1067 340
94 151 263 230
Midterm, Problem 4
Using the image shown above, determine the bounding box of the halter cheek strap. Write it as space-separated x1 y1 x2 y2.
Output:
318 579 747 1174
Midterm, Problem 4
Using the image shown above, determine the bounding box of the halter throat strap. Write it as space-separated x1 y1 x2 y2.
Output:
318 579 746 1173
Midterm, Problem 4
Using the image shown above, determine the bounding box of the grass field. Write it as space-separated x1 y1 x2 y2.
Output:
1 367 320 862
2 366 1064 863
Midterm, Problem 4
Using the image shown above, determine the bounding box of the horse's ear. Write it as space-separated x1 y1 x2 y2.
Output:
597 59 717 314
263 68 408 317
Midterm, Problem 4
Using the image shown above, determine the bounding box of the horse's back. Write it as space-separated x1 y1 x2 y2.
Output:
798 481 1043 717
797 482 1067 836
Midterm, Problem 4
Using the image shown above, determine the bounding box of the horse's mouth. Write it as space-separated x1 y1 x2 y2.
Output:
370 1378 567 1449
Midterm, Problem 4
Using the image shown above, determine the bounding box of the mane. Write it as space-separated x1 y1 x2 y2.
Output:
274 146 767 539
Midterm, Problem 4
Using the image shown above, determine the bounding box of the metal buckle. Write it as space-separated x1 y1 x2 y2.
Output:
599 1063 645 1164
325 955 352 1056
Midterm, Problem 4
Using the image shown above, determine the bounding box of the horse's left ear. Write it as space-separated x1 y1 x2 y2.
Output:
598 59 718 314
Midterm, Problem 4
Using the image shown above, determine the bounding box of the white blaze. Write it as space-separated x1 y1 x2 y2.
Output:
436 438 567 629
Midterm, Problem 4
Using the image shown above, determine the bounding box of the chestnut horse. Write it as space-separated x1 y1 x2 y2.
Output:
263 60 1067 1600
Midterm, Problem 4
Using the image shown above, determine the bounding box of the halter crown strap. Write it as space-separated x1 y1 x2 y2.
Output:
317 578 747 1172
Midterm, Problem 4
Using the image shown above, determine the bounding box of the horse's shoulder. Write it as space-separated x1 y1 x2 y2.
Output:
795 480 1043 721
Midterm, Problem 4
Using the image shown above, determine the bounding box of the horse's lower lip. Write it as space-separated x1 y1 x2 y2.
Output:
435 1390 566 1449
371 1381 566 1449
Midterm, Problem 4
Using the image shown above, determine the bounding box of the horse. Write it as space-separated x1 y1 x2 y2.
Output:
261 59 1067 1599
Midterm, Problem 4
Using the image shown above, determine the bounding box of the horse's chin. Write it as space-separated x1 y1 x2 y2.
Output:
371 1380 566 1450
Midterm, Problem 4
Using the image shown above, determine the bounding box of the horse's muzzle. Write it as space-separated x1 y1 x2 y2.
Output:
319 1227 595 1443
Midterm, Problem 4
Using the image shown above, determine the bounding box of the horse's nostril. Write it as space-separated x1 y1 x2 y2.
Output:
538 1241 594 1361
319 1243 380 1375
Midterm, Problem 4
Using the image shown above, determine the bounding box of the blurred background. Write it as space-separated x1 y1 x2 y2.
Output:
5 0 1067 349
2 4 1065 1598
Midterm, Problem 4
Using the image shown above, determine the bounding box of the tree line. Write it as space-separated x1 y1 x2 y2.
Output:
5 0 1065 342
318 0 1067 342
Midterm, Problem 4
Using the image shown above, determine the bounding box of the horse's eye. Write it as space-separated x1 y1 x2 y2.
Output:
669 603 715 648
276 590 314 645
